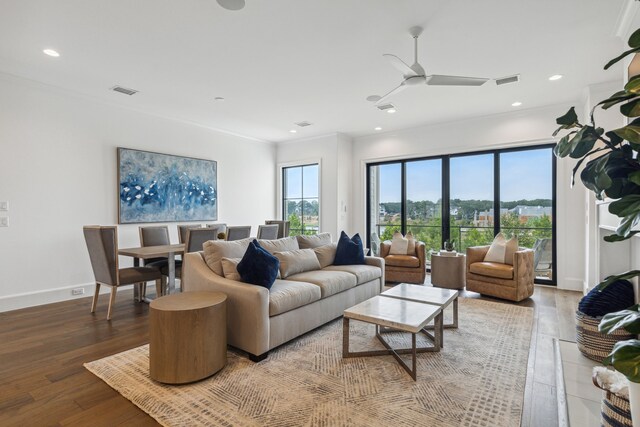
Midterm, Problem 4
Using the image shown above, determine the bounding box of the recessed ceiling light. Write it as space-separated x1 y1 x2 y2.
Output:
548 74 563 81
386 108 397 114
213 97 225 101
511 101 522 107
289 129 297 133
43 49 60 57
374 127 382 131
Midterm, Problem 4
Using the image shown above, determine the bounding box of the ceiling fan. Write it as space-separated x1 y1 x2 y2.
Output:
369 26 489 105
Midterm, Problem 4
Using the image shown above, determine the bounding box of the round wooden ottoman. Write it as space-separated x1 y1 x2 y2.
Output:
149 291 227 384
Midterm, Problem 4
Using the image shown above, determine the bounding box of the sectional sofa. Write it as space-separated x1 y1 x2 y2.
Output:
182 234 385 361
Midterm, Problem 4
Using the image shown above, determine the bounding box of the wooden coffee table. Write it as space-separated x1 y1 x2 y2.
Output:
343 295 443 380
382 284 459 347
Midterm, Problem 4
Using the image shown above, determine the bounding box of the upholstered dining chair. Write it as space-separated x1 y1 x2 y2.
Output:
206 223 227 235
226 226 251 241
178 224 203 244
257 224 279 240
265 220 290 238
139 225 182 284
184 228 218 253
83 226 162 320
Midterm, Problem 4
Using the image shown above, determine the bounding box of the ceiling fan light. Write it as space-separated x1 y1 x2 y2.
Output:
216 0 245 11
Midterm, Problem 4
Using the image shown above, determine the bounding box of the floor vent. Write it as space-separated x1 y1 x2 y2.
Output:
495 75 520 86
110 86 139 96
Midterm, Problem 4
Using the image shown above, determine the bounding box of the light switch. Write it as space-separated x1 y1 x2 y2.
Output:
0 201 7 211
0 217 8 227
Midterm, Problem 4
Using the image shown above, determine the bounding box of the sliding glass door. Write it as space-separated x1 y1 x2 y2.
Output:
366 144 556 285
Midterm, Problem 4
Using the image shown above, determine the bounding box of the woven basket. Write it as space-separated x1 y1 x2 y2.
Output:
593 372 633 427
576 310 634 362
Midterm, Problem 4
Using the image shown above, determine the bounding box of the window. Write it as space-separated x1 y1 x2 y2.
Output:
283 164 319 236
367 144 556 285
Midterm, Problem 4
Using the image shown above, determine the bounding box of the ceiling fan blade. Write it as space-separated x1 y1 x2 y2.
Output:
383 54 418 77
375 83 408 105
426 75 489 86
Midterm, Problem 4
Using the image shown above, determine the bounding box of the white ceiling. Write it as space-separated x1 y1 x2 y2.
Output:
0 0 629 143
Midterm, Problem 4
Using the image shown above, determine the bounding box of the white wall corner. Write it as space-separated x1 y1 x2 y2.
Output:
614 0 640 40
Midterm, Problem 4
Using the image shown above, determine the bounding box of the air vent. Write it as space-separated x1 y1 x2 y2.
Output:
495 75 520 86
110 86 138 96
376 103 396 111
295 121 313 127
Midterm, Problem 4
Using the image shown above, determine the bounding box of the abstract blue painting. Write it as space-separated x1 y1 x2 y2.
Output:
118 148 217 223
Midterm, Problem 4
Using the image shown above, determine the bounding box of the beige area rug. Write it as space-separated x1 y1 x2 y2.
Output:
85 298 533 427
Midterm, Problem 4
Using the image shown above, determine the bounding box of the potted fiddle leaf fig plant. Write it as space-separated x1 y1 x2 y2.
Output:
554 27 640 421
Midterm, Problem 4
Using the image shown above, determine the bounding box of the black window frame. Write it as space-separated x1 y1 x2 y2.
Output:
366 143 557 286
282 163 320 236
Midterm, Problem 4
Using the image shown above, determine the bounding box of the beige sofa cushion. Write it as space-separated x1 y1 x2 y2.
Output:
470 262 514 279
220 257 241 281
324 264 381 285
258 236 299 255
275 248 321 279
268 279 322 316
297 232 332 249
203 238 252 276
314 243 337 268
287 270 356 298
384 254 420 268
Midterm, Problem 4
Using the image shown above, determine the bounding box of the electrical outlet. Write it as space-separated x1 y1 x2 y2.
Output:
0 201 7 211
71 288 85 296
0 217 8 227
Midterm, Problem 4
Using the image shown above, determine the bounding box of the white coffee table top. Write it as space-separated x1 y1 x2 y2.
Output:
343 295 440 334
382 283 459 306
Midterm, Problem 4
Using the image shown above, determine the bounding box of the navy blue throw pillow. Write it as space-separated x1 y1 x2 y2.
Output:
237 240 280 289
333 231 365 265
578 279 634 317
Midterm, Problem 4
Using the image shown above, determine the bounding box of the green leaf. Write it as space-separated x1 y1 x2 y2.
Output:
553 133 574 157
570 148 606 186
597 270 640 290
626 75 640 94
580 154 612 199
604 231 640 242
616 212 640 237
621 99 640 117
605 47 640 70
600 305 640 334
614 125 640 143
609 195 640 216
598 91 636 110
556 107 578 126
569 126 600 158
630 171 640 186
603 339 640 382
630 28 640 48
605 130 624 146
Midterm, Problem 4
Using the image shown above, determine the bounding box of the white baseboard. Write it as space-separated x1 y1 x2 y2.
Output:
0 282 112 313
557 277 584 292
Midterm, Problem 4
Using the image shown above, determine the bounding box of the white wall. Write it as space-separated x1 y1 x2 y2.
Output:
351 104 588 291
276 133 353 240
0 73 276 311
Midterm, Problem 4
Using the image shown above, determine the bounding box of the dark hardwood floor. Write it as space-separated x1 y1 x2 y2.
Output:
0 282 580 426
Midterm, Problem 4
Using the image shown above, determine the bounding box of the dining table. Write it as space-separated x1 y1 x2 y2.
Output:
118 243 185 302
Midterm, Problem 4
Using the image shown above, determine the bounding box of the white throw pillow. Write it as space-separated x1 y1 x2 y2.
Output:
406 231 416 255
220 257 242 281
275 248 322 278
484 233 518 265
389 231 409 255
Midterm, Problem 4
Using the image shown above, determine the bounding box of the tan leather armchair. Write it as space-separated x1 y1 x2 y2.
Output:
380 241 426 284
466 245 534 302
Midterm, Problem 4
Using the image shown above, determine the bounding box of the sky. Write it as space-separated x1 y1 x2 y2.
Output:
284 164 319 199
378 148 552 203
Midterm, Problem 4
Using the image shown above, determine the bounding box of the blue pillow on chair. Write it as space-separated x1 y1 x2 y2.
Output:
578 279 634 317
333 231 365 265
237 240 280 289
